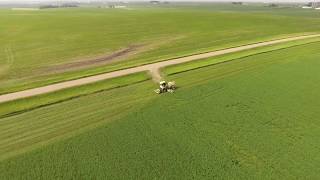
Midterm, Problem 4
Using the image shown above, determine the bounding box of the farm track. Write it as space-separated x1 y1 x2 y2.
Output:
0 34 319 103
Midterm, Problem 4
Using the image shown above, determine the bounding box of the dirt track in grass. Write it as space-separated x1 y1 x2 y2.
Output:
46 45 143 73
1 34 319 103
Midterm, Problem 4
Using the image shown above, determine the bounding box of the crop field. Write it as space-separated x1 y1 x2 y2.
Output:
1 4 320 93
1 39 320 179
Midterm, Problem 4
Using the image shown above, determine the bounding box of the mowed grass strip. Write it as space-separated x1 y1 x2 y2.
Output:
1 42 320 179
1 5 320 93
0 80 157 161
0 72 150 118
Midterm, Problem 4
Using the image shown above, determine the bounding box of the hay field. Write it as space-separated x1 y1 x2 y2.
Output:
1 41 320 179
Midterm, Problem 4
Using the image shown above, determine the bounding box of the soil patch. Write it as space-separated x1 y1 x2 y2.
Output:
47 45 143 73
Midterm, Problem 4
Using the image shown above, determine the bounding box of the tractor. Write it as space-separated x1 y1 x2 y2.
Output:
154 81 176 94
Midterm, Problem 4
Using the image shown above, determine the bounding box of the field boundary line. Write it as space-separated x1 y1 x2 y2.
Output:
0 78 150 120
165 39 320 76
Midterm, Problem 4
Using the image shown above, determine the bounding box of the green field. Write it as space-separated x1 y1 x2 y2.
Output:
1 4 320 93
0 71 150 118
1 39 320 179
1 37 319 119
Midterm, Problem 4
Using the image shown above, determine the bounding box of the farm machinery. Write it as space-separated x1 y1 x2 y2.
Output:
154 81 176 94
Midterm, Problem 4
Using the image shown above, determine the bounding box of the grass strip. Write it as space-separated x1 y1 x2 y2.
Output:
0 72 151 118
163 37 320 75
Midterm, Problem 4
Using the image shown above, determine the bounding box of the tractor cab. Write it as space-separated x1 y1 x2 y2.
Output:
159 81 167 92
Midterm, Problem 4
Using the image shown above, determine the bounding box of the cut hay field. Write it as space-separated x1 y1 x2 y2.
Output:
1 4 320 94
1 41 320 179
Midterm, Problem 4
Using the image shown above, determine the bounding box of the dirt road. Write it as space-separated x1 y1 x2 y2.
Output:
1 34 319 103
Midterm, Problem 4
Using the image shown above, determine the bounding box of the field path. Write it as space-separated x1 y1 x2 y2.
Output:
1 34 319 103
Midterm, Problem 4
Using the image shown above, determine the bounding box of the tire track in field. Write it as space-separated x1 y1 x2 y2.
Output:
0 34 320 103
0 46 14 78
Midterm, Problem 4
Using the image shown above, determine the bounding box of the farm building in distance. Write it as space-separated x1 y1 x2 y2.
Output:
108 5 127 9
312 1 320 8
303 1 320 9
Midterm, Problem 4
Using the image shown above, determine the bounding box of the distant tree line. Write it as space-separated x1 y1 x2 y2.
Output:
232 2 243 5
39 3 79 9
